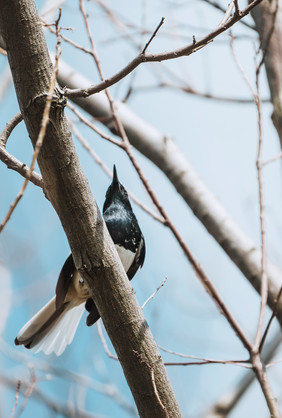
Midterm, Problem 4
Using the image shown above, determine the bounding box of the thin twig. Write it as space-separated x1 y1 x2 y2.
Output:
10 380 21 418
231 20 281 418
68 118 164 223
150 369 169 418
217 1 235 28
0 373 96 418
154 81 270 104
67 102 121 146
254 70 267 352
0 10 62 233
97 321 118 361
0 114 42 186
201 0 255 30
0 146 43 188
141 277 167 309
230 33 267 349
234 0 240 16
262 151 282 167
0 113 42 186
16 366 36 417
0 338 136 416
164 361 252 368
159 345 249 364
259 286 282 353
79 0 253 354
0 113 23 147
65 0 264 98
142 17 165 54
42 18 93 56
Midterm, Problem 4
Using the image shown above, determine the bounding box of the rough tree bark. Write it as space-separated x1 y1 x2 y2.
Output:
0 1 182 416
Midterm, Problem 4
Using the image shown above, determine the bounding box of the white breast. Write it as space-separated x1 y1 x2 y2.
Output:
115 244 136 272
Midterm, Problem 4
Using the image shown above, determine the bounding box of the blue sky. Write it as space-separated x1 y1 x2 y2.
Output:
1 0 282 417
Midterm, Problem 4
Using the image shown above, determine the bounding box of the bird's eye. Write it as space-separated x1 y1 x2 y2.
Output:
79 278 84 285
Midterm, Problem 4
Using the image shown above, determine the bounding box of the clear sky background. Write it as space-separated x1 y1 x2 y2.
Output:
1 0 282 417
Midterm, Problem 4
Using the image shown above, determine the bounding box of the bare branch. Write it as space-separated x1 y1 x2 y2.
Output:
0 10 62 233
78 0 253 355
0 1 182 414
56 58 282 334
204 332 282 417
217 1 235 28
260 286 282 353
0 113 42 187
65 0 264 98
68 118 164 224
159 346 251 368
254 76 267 352
17 366 37 416
0 373 97 418
164 360 252 368
97 321 118 361
201 0 256 30
231 33 268 350
10 380 21 418
231 27 281 417
141 277 167 309
0 112 23 147
142 17 165 54
150 369 169 418
67 101 121 146
140 81 270 104
0 143 43 188
262 150 282 166
0 338 136 416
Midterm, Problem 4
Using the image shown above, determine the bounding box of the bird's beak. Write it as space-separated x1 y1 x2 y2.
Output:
112 165 119 185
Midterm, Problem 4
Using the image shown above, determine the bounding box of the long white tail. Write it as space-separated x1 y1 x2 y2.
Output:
15 296 85 356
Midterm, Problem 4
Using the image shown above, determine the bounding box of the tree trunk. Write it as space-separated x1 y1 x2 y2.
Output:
250 0 282 146
0 1 182 416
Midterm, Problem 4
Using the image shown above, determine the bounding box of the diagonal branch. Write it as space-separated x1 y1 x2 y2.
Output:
0 1 182 416
56 58 282 328
78 0 252 353
65 0 263 98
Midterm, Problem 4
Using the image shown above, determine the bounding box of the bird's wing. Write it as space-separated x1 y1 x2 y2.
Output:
55 254 76 308
127 236 145 280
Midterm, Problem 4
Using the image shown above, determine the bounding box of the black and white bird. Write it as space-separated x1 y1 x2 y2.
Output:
15 165 145 356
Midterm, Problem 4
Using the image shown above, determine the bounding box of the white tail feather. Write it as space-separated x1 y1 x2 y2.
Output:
16 297 85 356
33 304 85 356
17 296 57 340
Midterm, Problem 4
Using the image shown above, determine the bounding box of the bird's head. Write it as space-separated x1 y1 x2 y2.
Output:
103 165 131 212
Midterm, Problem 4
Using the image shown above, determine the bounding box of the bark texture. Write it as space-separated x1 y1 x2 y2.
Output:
0 1 182 416
251 0 282 146
57 59 282 324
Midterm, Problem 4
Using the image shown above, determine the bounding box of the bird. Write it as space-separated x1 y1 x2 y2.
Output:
15 165 145 356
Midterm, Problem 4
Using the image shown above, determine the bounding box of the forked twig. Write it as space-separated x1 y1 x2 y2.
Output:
65 0 263 98
259 286 282 353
